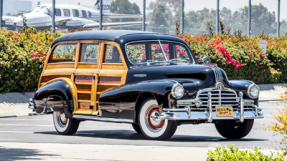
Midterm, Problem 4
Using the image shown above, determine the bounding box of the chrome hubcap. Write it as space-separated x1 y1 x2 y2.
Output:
145 105 165 132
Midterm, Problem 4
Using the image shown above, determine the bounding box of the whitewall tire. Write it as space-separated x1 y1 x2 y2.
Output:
53 111 80 135
138 98 177 140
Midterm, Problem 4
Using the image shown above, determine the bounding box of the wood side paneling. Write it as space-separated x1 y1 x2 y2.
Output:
76 85 92 91
78 102 91 109
97 85 115 92
75 76 93 83
99 77 121 84
41 75 70 83
78 94 91 100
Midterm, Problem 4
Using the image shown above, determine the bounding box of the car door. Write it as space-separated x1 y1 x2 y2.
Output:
97 41 128 118
73 41 101 115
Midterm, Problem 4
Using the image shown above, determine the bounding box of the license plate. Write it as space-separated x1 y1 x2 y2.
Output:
216 106 233 116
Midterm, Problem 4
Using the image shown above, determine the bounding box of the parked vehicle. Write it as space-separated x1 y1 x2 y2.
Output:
28 30 264 140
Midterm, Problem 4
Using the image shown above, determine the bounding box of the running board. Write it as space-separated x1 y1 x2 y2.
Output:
73 114 133 123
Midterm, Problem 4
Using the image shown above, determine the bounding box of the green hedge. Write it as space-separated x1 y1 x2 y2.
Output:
207 144 285 161
1 28 287 93
0 28 62 93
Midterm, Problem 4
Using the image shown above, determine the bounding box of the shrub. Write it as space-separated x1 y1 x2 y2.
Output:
265 85 287 155
207 144 285 161
0 28 63 93
180 33 283 84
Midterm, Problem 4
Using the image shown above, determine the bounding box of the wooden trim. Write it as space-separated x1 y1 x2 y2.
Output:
99 77 121 84
77 91 91 94
75 82 92 85
75 42 81 68
101 41 128 70
78 100 91 103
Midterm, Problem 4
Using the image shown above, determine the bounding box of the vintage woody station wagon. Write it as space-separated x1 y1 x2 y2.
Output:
28 30 264 140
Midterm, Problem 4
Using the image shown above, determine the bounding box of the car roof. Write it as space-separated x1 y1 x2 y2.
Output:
51 30 156 46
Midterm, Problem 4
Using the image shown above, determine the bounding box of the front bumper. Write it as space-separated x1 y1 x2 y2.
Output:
159 91 264 122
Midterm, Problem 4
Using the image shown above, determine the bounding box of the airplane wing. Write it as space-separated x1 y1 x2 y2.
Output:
83 21 151 28
2 16 17 25
55 17 72 26
103 14 142 19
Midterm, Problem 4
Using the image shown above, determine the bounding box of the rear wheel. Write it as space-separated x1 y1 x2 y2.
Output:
138 98 177 140
215 119 254 139
53 111 80 135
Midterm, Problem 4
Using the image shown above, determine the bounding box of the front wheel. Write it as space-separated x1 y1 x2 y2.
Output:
138 98 177 140
53 111 80 135
215 119 254 139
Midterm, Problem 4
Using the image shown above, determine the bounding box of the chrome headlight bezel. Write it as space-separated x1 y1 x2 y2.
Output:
171 83 185 99
247 84 260 99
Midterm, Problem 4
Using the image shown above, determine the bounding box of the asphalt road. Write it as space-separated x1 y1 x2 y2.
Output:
0 101 284 150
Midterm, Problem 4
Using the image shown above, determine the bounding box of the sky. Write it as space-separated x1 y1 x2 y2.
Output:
28 0 286 20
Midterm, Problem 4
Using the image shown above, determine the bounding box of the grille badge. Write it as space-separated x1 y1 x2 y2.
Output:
216 82 224 90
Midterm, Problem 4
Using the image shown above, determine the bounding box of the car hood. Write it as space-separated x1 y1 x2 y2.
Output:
126 64 228 89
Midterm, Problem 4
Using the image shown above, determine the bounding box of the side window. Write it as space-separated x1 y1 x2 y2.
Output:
126 44 146 63
88 11 92 17
72 9 79 17
63 9 70 17
49 44 77 63
55 8 61 16
151 44 166 61
80 43 99 63
81 10 87 18
104 44 122 63
175 44 191 63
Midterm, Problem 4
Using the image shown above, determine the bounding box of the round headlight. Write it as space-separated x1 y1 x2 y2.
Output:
171 83 184 99
248 84 260 98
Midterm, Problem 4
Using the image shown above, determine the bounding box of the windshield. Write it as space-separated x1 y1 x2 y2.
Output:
126 40 193 65
31 5 51 14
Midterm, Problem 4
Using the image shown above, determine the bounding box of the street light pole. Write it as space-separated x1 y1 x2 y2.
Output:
277 0 280 37
247 0 251 37
99 0 102 30
52 0 55 33
216 0 219 33
142 0 146 31
181 0 184 34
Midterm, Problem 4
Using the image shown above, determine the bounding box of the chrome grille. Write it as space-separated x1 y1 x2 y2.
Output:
198 90 238 109
211 67 224 82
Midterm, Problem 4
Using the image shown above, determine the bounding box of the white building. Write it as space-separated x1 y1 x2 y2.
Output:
4 0 32 16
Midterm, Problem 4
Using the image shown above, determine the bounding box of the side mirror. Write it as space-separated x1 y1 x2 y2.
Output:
200 55 211 64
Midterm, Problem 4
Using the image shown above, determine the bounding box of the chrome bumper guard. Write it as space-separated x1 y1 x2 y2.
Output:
28 98 35 110
159 92 264 122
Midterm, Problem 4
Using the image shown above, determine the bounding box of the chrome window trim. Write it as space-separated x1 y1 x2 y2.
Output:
125 40 195 65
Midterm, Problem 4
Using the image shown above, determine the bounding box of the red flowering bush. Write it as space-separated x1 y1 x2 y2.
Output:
179 33 282 84
0 28 62 93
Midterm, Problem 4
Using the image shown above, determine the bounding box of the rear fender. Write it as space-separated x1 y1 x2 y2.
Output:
34 78 78 117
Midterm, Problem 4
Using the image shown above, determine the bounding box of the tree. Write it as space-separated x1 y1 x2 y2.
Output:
150 5 168 27
110 0 141 22
240 3 276 35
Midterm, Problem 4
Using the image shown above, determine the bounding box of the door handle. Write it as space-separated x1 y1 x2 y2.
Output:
96 72 102 75
71 72 77 74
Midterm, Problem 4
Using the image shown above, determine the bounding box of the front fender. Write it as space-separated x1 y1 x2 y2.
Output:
99 80 177 108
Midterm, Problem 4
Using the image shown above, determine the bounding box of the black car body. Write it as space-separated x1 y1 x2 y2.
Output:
29 30 263 140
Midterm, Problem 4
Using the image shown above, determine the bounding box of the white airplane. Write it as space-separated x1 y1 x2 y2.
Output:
3 0 144 30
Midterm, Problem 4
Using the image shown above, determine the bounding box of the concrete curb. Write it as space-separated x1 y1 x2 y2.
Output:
0 113 17 118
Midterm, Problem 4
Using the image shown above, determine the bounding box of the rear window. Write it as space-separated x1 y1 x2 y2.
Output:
49 44 77 63
80 43 99 63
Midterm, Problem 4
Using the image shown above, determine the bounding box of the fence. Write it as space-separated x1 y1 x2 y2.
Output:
0 0 284 36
